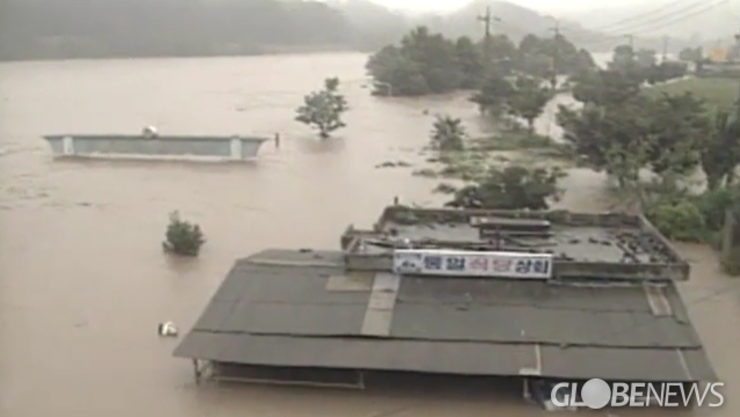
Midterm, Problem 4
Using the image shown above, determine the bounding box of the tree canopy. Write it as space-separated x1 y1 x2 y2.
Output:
559 65 740 204
445 165 565 210
366 26 595 97
604 44 688 86
163 211 205 257
296 77 349 138
430 115 466 151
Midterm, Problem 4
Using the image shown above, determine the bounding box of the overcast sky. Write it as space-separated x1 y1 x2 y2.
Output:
369 0 740 19
370 0 649 13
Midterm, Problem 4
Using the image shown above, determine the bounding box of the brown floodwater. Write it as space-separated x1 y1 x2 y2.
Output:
0 52 737 417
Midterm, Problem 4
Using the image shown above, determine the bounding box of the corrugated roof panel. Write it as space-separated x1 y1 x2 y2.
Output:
174 249 715 382
174 333 714 382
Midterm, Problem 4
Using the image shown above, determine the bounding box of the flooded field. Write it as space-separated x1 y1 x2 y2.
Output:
0 52 737 417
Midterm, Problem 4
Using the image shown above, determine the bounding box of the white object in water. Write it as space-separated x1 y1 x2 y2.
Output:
62 136 75 155
142 126 158 139
158 321 178 337
230 135 242 160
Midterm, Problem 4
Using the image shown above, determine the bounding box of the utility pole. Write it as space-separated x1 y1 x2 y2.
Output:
549 19 561 37
548 19 561 89
624 34 635 50
624 34 636 67
661 36 668 62
721 28 740 265
477 7 500 65
734 30 740 115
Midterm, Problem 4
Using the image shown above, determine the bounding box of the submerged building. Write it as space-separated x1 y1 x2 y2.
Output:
174 206 716 390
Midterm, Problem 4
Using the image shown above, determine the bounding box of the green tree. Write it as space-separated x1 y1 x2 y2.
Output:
295 77 348 138
365 45 428 96
647 200 706 242
635 49 657 69
608 44 635 72
515 33 595 80
163 211 205 257
646 61 688 84
571 69 641 106
430 115 466 151
445 165 566 210
702 109 740 190
365 29 592 97
487 34 518 66
507 75 553 131
469 73 515 115
557 96 653 189
646 93 709 180
400 27 462 93
516 35 551 79
678 47 703 62
455 36 484 88
366 26 463 96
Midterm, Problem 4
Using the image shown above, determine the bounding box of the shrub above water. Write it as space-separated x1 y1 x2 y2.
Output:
647 200 705 242
163 211 205 257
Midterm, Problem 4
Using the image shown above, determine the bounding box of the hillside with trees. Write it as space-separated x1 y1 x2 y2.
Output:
2 0 578 61
330 0 411 51
0 0 359 60
0 0 671 62
426 0 601 44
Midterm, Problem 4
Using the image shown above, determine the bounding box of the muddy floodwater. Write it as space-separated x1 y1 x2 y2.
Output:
0 53 738 417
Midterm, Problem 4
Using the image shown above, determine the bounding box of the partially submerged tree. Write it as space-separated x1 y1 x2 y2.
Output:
469 73 515 116
295 77 348 138
455 36 485 89
507 75 554 131
678 46 703 63
559 84 714 192
702 110 740 190
646 93 708 180
571 69 641 106
365 26 594 97
445 165 566 210
557 95 653 190
163 211 205 257
430 115 466 151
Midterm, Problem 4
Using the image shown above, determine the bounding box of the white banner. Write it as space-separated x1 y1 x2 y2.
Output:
392 249 553 279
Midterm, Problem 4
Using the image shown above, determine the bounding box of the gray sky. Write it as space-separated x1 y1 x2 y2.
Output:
370 0 648 13
369 0 740 21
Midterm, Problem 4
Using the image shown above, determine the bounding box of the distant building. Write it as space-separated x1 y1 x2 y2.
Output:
174 206 716 398
708 46 728 63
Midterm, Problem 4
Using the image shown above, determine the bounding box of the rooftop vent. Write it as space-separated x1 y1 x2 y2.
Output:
470 216 551 238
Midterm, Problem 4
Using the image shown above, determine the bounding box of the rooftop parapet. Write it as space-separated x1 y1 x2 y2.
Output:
341 206 689 282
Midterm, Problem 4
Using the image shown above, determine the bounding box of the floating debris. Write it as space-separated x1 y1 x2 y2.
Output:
375 160 412 169
158 321 179 337
142 125 158 139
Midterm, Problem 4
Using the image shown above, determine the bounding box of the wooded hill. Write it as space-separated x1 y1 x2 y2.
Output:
0 0 716 61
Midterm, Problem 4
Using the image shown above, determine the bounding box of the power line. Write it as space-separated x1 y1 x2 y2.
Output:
494 1 727 52
573 0 729 49
595 0 729 36
592 0 711 33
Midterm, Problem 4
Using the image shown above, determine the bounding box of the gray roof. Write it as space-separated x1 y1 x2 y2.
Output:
174 249 716 382
342 207 690 281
